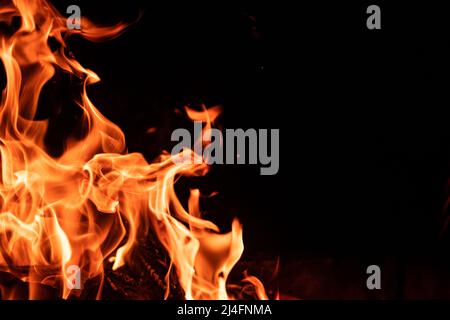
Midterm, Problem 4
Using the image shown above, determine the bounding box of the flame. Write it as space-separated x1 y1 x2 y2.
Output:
243 275 269 300
0 0 267 300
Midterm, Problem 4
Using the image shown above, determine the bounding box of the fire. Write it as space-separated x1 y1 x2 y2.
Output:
0 0 267 300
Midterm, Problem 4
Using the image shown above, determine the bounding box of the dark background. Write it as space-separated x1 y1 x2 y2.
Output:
41 1 450 298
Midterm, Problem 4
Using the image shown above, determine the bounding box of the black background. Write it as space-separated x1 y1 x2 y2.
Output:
32 0 450 298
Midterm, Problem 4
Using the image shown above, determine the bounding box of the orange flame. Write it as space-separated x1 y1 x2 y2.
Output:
0 0 267 300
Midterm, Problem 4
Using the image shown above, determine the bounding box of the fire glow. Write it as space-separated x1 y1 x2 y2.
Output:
0 0 267 300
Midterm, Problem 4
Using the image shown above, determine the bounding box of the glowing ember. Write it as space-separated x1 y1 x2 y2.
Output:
0 0 266 299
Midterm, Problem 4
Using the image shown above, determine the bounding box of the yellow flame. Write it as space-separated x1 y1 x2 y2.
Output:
0 0 267 300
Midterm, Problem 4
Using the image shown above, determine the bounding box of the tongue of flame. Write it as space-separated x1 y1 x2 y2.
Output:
0 0 266 300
